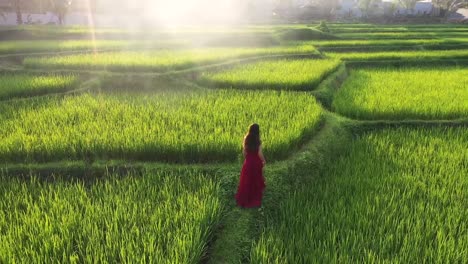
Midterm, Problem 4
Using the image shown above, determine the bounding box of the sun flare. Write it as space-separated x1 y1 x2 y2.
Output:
144 0 245 25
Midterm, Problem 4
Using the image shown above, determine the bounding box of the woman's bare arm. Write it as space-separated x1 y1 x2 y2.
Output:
258 146 266 165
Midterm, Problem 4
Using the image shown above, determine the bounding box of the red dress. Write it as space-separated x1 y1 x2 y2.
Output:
235 147 265 208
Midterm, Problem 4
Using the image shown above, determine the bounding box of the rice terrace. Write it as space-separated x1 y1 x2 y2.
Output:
0 0 467 263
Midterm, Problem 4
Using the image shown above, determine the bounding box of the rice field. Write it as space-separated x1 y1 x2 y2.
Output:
332 67 468 120
0 74 78 100
330 27 468 33
327 24 468 33
335 32 468 39
325 49 468 61
252 127 468 263
198 59 341 90
0 25 129 34
0 170 222 263
0 89 323 163
310 39 468 53
0 40 185 54
312 39 447 47
23 44 317 72
1 23 467 263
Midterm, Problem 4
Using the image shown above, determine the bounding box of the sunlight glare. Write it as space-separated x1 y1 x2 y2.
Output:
85 0 97 54
145 0 245 25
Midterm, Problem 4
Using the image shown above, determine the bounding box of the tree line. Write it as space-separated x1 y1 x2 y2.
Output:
1 0 467 25
1 0 73 25
274 0 467 19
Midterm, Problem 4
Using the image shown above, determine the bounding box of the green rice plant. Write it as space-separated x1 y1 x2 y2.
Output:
0 25 278 42
277 28 337 41
0 40 150 54
0 170 222 263
198 59 341 90
252 127 468 263
310 39 468 53
326 45 468 53
0 74 78 100
332 67 468 120
314 38 442 47
329 26 468 34
0 25 128 34
326 49 468 61
23 44 317 72
335 32 468 39
327 24 468 30
202 32 279 47
311 38 468 48
0 89 323 163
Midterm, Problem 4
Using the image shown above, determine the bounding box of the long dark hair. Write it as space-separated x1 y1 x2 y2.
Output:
243 123 261 151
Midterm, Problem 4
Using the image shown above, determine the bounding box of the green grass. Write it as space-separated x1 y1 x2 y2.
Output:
0 89 322 163
0 170 222 263
326 49 468 61
252 127 468 263
0 74 78 100
332 67 468 120
207 207 260 264
23 45 317 72
198 59 341 90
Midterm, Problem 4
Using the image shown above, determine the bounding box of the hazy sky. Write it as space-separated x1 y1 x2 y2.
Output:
92 0 252 23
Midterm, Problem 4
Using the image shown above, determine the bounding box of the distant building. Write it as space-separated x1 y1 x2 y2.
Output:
447 8 468 22
335 0 442 17
395 0 439 15
338 0 362 17
0 0 10 10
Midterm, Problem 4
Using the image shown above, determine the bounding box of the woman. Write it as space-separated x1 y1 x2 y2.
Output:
235 123 266 208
